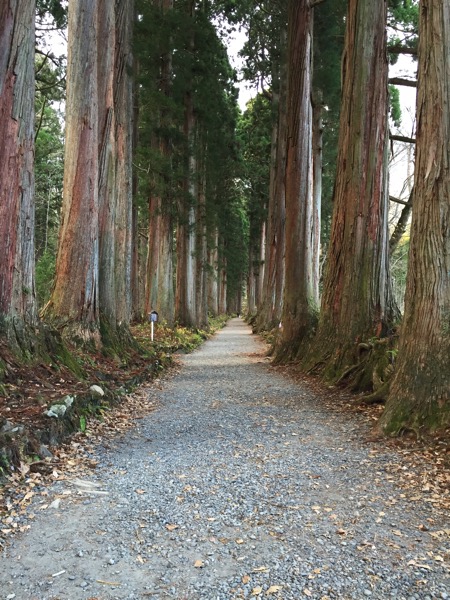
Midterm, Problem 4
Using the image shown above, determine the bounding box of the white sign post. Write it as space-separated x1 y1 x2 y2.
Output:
149 311 159 342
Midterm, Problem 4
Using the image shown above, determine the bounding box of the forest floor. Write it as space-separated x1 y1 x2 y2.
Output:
0 318 449 599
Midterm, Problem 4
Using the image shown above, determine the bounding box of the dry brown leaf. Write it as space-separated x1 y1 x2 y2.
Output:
165 524 179 531
242 575 250 584
266 585 283 594
253 566 269 573
251 587 263 596
194 559 204 568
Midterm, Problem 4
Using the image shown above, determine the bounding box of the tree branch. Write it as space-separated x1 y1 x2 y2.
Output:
390 134 416 144
389 195 409 206
388 77 417 88
388 43 417 56
389 187 414 254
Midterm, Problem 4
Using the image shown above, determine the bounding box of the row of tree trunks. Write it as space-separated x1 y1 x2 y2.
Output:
195 153 208 329
0 0 37 346
145 0 175 325
301 0 398 378
381 0 450 433
43 0 134 346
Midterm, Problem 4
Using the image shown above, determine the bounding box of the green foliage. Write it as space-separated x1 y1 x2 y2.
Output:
35 250 56 307
135 0 245 307
313 0 346 246
79 414 87 432
36 0 67 29
237 93 271 263
389 85 402 128
34 56 64 308
387 0 419 63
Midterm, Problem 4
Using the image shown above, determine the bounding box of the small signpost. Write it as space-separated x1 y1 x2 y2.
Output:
148 310 159 342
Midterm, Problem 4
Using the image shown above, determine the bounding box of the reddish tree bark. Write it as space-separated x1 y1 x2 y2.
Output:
44 0 100 341
45 0 134 343
0 0 37 338
302 0 398 379
381 0 450 433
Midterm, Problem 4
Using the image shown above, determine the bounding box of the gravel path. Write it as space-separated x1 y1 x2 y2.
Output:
1 318 449 600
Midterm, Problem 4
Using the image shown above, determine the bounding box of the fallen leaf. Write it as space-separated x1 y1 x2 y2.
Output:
135 489 146 495
21 491 34 503
165 524 179 531
242 575 251 584
236 538 245 544
336 528 346 535
266 585 283 594
253 566 269 573
194 559 204 568
252 587 263 596
304 589 312 597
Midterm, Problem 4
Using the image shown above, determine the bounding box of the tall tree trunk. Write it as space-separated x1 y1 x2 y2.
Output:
256 220 266 310
275 0 316 363
196 154 208 328
146 0 175 324
303 0 398 379
273 58 288 329
256 33 287 332
312 92 323 303
207 228 219 316
131 54 142 322
175 100 197 326
44 0 100 343
381 0 450 433
113 0 134 327
218 255 227 315
0 0 37 346
175 0 197 327
247 245 258 317
97 0 117 324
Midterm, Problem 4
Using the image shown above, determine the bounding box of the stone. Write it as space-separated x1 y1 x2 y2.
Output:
45 404 67 418
63 395 75 407
90 385 105 397
39 445 53 459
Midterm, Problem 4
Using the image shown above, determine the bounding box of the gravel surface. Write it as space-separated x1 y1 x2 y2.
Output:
0 318 449 600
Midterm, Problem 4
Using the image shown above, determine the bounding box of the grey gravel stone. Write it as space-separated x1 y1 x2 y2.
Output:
0 319 449 599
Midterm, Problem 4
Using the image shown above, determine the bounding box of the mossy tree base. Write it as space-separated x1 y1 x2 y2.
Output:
300 328 398 401
380 356 450 436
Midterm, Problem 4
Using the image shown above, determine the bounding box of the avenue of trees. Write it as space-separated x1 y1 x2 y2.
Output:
1 0 449 435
